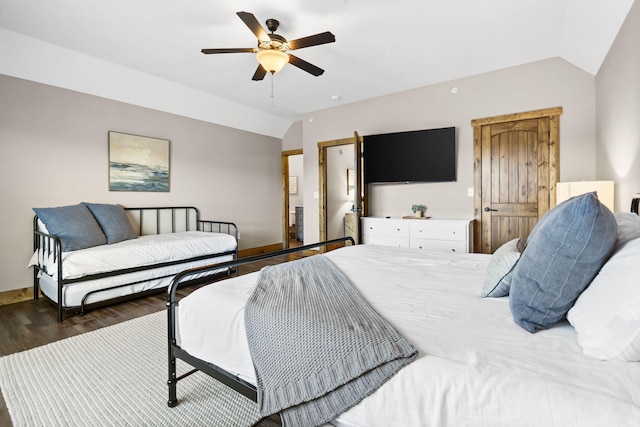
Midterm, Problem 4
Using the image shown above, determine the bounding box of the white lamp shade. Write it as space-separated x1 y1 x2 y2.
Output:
556 181 615 212
256 50 289 73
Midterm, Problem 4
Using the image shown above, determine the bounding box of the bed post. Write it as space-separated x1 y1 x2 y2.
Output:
32 217 39 301
167 297 178 407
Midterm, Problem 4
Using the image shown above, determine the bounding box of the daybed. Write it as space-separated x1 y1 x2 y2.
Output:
30 204 237 322
167 193 640 427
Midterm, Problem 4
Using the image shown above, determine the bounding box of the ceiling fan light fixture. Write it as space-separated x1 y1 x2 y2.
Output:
256 49 289 73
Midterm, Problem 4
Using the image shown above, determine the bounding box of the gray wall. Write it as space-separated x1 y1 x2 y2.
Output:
282 120 302 151
300 58 598 244
596 0 640 211
0 74 282 294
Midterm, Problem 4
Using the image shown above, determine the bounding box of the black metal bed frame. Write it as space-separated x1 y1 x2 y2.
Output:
166 236 356 409
32 206 238 322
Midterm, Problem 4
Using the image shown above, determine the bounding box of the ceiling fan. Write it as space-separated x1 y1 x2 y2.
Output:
201 11 336 81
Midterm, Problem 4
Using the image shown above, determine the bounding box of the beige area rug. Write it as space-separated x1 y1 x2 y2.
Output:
0 311 261 426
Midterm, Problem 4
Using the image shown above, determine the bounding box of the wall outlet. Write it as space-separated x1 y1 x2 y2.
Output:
237 232 240 240
313 191 319 199
467 187 474 197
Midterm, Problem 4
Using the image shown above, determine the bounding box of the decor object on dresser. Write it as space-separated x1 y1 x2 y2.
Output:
30 204 238 321
411 204 426 217
361 217 472 252
108 131 170 192
166 218 640 426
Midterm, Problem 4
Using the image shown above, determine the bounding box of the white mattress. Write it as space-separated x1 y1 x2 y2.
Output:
29 231 237 280
39 254 233 307
29 231 237 307
177 244 640 426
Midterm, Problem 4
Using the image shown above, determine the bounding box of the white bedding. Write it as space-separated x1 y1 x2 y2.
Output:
39 254 233 307
28 231 237 280
177 244 640 426
29 231 237 307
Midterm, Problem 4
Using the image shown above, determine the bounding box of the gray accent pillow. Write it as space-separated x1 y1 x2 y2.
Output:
33 204 107 251
83 203 137 244
482 238 523 298
613 212 640 250
509 192 617 333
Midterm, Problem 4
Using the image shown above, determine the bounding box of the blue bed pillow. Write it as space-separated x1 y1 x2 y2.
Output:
33 204 107 251
482 238 523 298
83 202 137 244
509 192 617 333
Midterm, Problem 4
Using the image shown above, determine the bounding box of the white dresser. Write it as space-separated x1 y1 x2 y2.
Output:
361 217 473 253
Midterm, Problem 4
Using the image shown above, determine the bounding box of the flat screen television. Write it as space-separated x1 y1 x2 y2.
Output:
363 127 456 184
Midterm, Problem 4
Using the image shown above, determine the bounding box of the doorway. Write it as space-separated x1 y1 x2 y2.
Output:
472 107 562 253
318 133 364 248
282 149 303 249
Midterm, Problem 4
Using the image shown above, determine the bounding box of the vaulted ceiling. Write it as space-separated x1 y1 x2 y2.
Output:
0 0 635 137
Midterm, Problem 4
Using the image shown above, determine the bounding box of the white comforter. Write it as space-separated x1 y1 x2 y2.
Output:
29 231 237 280
177 244 640 427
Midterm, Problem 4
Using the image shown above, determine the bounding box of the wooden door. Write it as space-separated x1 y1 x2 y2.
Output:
472 107 562 254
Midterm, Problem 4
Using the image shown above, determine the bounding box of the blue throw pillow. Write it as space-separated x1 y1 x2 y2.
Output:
83 202 137 244
33 204 107 251
509 192 617 333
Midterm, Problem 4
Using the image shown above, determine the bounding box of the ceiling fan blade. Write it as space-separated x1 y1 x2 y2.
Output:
237 11 270 41
201 48 255 54
252 64 267 81
288 31 336 50
288 55 324 76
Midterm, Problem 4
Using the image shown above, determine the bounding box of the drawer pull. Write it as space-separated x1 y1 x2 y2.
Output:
451 248 456 252
396 228 401 231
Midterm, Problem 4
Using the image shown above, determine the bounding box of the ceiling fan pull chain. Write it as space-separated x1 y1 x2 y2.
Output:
270 72 276 109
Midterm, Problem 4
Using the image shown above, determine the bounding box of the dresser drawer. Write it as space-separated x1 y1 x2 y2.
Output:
409 220 467 242
362 218 409 238
410 239 468 253
363 235 410 248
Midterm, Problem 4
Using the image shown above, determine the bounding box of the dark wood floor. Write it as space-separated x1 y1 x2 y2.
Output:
0 251 310 427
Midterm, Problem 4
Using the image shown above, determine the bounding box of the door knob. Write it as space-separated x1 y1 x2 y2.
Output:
484 207 497 212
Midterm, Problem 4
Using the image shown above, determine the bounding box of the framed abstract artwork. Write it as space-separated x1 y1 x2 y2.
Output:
108 131 170 192
289 176 298 194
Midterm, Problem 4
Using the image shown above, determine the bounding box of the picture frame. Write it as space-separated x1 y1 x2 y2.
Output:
289 176 298 194
108 131 170 192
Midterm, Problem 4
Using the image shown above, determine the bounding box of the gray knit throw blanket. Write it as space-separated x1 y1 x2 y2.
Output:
245 255 417 427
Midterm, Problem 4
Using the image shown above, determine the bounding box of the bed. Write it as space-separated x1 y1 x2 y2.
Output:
167 194 640 426
30 204 238 321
